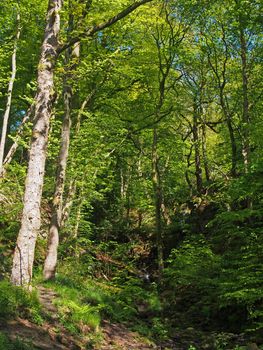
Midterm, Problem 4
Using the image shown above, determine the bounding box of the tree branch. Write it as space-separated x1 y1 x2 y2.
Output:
58 0 153 54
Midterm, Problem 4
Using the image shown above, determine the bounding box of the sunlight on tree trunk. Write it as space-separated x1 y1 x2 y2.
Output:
43 12 80 280
11 0 62 286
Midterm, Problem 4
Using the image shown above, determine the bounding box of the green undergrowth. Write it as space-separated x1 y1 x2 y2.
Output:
0 280 43 325
41 269 164 341
164 234 263 345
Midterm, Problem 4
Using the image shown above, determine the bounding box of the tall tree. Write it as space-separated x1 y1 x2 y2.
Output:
43 6 80 280
11 0 62 286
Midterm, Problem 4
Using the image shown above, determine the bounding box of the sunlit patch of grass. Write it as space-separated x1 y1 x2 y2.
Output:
43 276 103 334
56 299 101 331
42 271 162 343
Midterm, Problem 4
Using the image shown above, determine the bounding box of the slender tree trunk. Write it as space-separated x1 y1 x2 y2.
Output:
73 195 83 239
193 105 203 194
201 117 210 182
185 144 193 195
137 151 144 228
0 11 21 174
60 88 97 228
43 8 80 279
43 81 72 280
61 178 76 227
219 90 238 178
11 0 62 286
152 127 164 275
227 116 238 177
239 22 250 173
161 202 171 225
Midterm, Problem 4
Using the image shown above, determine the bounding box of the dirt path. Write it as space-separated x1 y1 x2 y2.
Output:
0 285 161 350
0 286 82 349
100 320 157 349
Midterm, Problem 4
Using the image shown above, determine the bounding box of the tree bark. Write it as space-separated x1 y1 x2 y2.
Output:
43 9 79 280
11 0 62 286
201 116 210 182
193 104 203 194
239 20 250 173
43 80 72 280
61 178 76 228
218 81 238 177
152 127 164 275
0 10 21 174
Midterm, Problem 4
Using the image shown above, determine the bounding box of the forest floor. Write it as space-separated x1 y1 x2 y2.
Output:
0 285 160 350
0 284 255 350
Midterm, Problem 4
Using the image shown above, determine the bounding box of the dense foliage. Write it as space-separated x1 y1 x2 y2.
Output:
0 0 262 349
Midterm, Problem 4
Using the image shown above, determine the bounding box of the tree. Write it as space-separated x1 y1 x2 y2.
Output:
11 0 153 286
11 0 63 286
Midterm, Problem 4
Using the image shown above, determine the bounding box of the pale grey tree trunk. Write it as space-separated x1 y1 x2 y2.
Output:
43 39 79 280
0 11 21 174
43 84 72 280
11 0 62 286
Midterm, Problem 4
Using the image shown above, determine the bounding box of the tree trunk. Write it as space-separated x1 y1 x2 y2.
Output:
193 104 203 194
11 0 62 286
61 178 76 228
0 11 21 174
152 127 164 275
239 21 250 173
73 195 83 239
43 26 79 280
43 80 72 280
201 117 210 182
219 90 238 178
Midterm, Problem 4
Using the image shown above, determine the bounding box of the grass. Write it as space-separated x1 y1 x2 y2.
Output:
0 280 43 324
43 275 104 334
41 271 162 341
